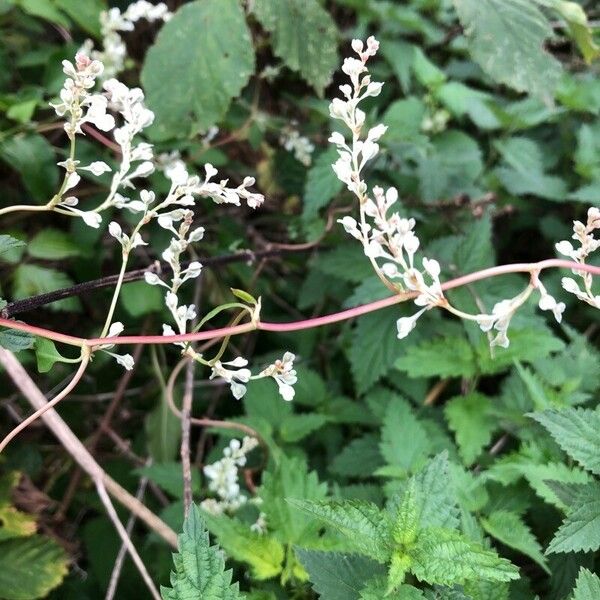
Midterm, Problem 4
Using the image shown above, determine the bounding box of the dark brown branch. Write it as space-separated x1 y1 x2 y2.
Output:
1 246 315 318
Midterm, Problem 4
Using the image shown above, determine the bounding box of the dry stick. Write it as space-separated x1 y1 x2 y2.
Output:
95 480 160 600
181 361 195 517
0 348 177 548
105 469 150 600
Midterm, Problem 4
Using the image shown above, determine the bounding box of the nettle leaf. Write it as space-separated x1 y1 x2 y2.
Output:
409 528 520 586
481 510 549 573
0 327 34 352
529 408 600 475
252 0 338 95
302 148 343 220
27 228 80 260
572 567 600 600
0 235 26 257
444 393 495 466
289 499 393 563
202 513 284 580
142 0 255 140
380 397 431 473
0 536 69 600
296 550 385 600
547 482 600 554
161 504 242 600
330 434 384 479
360 580 424 600
452 0 562 101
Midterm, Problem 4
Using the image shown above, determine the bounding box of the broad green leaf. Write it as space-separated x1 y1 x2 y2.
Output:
383 97 427 145
445 393 495 465
136 462 200 499
409 528 520 586
0 235 26 257
34 337 72 373
142 0 255 140
0 328 34 352
296 549 385 600
27 228 80 260
202 513 284 580
381 40 417 93
453 215 495 275
572 567 600 600
53 0 106 37
252 0 338 95
481 510 549 573
360 580 424 599
330 434 384 479
13 265 80 312
280 414 328 442
0 133 59 202
145 393 181 463
529 408 600 475
15 0 70 27
452 0 563 101
302 148 344 220
0 536 69 599
547 482 600 554
435 82 500 130
380 397 431 472
121 281 163 317
314 244 374 284
161 504 242 600
260 455 327 545
289 499 393 562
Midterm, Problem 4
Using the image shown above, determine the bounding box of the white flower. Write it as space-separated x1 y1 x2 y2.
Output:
105 351 134 370
259 352 297 401
107 321 124 337
81 161 111 176
80 211 102 228
396 308 427 340
210 358 252 400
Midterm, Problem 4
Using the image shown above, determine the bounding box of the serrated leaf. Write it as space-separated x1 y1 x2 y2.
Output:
330 434 384 479
202 513 284 580
280 414 328 442
296 549 385 600
0 235 26 257
572 567 600 600
445 393 495 465
453 215 495 275
380 397 431 473
302 148 343 220
142 0 255 140
547 482 600 554
161 504 242 600
452 0 563 101
252 0 338 94
0 536 69 599
529 408 600 475
481 510 549 573
409 528 520 586
289 499 392 562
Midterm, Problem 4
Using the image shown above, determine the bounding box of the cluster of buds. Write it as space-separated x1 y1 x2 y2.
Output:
556 207 600 308
330 38 596 349
200 437 259 515
94 322 134 370
81 1 171 80
279 126 315 166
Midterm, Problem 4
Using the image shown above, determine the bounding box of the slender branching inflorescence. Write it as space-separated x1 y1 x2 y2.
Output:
200 436 259 515
330 37 598 349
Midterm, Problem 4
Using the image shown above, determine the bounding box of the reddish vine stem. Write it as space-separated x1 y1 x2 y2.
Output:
0 259 598 349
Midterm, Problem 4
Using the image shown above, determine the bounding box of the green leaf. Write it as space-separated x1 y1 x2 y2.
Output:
445 393 495 465
280 414 328 442
53 0 105 37
142 0 255 140
296 550 385 600
0 133 59 202
27 228 80 260
547 482 600 554
230 288 257 305
395 335 477 379
351 307 405 393
302 148 343 220
409 528 519 586
121 281 163 317
145 393 181 463
136 462 200 499
529 408 600 475
383 97 427 144
0 328 34 352
14 0 70 27
289 499 392 562
161 504 242 600
380 397 431 472
453 215 495 275
252 0 338 95
260 455 327 545
13 265 80 312
481 510 549 573
452 0 563 101
34 337 71 373
572 567 600 600
330 434 384 479
202 513 284 580
0 235 26 257
0 535 69 599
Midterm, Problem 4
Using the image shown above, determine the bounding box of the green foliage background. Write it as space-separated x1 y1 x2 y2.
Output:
0 0 599 598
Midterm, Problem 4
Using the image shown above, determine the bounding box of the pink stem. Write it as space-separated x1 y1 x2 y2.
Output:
0 259 598 348
81 124 122 154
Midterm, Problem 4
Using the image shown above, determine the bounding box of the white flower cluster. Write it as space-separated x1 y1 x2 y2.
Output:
200 437 259 515
95 322 135 371
329 38 595 350
556 207 600 308
82 1 171 80
280 127 315 166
